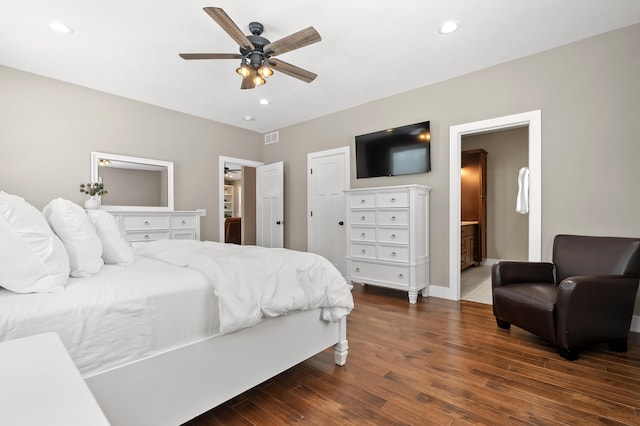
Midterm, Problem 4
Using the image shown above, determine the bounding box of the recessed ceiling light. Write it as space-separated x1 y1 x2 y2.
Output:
259 99 270 105
49 21 74 34
438 20 460 35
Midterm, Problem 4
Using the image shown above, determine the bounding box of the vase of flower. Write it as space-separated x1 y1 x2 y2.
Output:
84 195 101 210
80 182 107 210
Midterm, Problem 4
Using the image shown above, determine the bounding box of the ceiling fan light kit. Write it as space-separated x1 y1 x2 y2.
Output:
180 7 321 90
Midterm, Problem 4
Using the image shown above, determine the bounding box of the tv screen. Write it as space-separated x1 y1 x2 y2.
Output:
355 121 431 179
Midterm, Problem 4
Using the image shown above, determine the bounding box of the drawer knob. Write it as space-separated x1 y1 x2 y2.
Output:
361 216 366 221
361 249 367 254
391 234 396 239
391 252 397 256
144 221 150 226
360 232 366 237
390 216 396 221
144 234 150 239
398 273 404 278
390 198 396 203
181 220 187 225
360 199 365 204
355 267 360 272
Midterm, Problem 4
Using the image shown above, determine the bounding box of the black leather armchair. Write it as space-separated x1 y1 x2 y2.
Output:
492 234 640 360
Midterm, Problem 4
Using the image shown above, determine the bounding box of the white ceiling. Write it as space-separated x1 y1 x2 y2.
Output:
1 1 639 133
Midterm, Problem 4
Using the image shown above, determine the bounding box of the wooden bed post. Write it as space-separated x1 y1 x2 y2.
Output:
333 316 348 366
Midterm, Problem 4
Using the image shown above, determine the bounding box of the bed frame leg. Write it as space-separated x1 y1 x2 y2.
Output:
334 340 348 366
334 317 348 366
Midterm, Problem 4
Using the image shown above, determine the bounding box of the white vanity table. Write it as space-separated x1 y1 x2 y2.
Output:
108 209 206 242
90 152 206 242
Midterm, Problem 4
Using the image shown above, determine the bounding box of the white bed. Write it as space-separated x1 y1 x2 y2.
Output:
0 193 353 425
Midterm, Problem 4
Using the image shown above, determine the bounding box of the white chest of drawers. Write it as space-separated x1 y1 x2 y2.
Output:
345 185 430 303
107 210 206 242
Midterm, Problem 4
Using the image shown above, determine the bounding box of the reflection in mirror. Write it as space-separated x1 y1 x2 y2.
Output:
91 152 174 211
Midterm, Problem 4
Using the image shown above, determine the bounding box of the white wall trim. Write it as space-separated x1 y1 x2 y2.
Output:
218 156 263 243
443 110 542 301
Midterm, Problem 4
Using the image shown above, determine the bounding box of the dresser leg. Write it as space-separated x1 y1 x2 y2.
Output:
408 291 418 304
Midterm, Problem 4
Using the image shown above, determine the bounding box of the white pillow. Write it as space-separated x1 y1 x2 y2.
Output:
86 210 135 266
43 198 104 277
0 191 70 293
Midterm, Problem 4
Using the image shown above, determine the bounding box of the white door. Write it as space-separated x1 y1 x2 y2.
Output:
256 161 284 248
307 147 350 275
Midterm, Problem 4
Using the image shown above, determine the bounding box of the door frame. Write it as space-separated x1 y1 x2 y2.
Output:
439 110 542 301
218 156 263 243
306 146 350 274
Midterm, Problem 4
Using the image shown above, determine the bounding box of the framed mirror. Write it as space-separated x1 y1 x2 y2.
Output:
91 152 174 211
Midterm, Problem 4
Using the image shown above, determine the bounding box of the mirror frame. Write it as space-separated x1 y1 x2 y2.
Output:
91 151 174 211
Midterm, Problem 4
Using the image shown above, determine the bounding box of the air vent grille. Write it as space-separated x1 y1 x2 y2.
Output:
264 131 279 145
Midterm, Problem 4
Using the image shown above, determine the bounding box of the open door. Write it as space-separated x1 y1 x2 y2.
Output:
256 161 284 248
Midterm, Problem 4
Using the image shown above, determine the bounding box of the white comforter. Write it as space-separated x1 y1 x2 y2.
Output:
136 240 354 334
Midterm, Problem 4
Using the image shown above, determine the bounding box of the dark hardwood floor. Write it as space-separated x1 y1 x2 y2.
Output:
185 284 640 425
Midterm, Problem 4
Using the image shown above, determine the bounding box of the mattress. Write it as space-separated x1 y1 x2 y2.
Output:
0 256 219 377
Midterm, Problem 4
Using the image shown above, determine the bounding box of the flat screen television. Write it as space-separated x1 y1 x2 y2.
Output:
355 120 431 179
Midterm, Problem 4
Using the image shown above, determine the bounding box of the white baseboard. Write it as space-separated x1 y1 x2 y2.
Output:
631 315 640 333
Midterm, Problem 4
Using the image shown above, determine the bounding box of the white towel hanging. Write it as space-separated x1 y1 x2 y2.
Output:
516 166 529 214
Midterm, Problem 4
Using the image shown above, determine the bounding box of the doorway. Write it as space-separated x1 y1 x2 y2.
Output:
218 156 263 244
445 110 542 302
460 127 529 303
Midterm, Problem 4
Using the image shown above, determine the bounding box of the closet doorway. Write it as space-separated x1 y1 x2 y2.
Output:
218 156 262 245
460 129 529 303
446 110 542 302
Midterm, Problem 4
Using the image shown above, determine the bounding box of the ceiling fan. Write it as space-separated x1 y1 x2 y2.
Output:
179 7 321 89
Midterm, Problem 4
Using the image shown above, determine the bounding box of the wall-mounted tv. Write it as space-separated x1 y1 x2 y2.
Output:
355 120 431 179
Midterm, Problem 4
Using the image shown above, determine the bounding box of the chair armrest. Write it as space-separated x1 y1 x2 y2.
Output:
491 261 555 288
555 275 640 349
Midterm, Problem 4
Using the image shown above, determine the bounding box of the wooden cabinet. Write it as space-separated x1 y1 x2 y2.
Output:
108 210 206 242
460 223 477 270
223 185 234 218
461 149 487 264
345 185 430 304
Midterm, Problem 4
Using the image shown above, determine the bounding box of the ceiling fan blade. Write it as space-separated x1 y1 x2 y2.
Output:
203 7 255 50
241 70 257 90
264 27 321 56
179 53 242 60
269 58 317 83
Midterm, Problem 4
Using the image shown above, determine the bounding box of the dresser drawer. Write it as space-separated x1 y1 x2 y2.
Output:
171 215 196 229
350 193 376 209
122 215 170 231
378 245 409 262
350 227 376 242
126 231 171 242
350 242 377 259
171 230 197 240
377 191 409 208
351 261 409 287
378 210 409 226
350 210 376 225
378 228 409 244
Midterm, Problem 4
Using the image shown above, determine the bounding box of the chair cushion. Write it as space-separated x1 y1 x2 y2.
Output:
493 283 558 344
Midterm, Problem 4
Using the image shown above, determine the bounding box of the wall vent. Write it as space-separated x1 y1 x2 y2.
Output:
264 131 279 145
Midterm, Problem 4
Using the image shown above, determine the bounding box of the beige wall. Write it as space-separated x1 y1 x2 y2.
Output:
0 65 263 241
264 23 640 316
462 127 529 261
